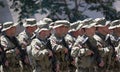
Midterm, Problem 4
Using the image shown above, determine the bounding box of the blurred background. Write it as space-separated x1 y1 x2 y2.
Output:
0 0 120 23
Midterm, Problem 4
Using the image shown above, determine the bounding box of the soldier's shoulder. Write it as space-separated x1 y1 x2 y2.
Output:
0 35 6 40
76 35 85 43
93 34 102 41
0 35 9 45
65 34 73 40
49 34 56 40
32 38 39 42
18 30 28 38
19 30 26 35
31 38 40 45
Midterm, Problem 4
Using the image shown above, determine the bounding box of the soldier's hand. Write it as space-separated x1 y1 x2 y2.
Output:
64 48 68 54
0 48 2 52
15 48 20 55
21 44 27 48
115 55 119 61
5 60 9 67
48 50 53 57
56 64 60 72
71 59 75 65
24 56 30 64
99 60 104 67
86 50 94 56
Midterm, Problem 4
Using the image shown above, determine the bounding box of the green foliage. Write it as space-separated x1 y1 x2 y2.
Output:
0 1 5 7
10 0 120 23
10 0 40 24
87 0 120 20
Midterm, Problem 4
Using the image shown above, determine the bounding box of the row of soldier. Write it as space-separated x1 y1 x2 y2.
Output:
0 17 120 72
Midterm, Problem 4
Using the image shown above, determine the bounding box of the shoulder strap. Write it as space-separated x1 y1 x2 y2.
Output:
5 35 19 47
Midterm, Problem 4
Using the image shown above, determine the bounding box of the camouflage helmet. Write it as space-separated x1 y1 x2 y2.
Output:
82 18 96 28
2 21 18 31
109 20 120 29
43 18 53 24
69 21 83 32
69 21 81 32
95 17 110 27
23 18 37 27
53 20 70 29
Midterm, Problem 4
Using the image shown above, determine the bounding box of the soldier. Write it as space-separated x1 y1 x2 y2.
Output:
18 18 37 48
17 18 37 72
71 18 104 72
50 20 70 72
71 20 88 72
108 20 120 71
82 19 104 68
37 18 53 28
66 21 82 48
0 23 8 72
93 18 113 71
0 22 28 72
65 21 83 72
30 21 53 72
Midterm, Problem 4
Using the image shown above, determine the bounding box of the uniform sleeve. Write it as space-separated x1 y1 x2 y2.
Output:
65 35 74 48
71 37 82 57
50 38 64 52
17 34 26 44
31 39 49 60
17 34 28 48
71 43 81 57
0 36 8 48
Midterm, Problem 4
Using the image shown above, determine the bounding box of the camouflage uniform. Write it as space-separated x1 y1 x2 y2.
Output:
17 30 34 72
0 22 21 72
17 18 37 72
65 21 83 72
72 35 97 72
94 33 111 72
31 38 52 72
50 20 70 72
50 34 70 72
108 20 120 72
71 18 101 72
31 23 53 72
92 18 111 71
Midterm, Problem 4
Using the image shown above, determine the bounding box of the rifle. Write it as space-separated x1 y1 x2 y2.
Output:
61 37 73 62
0 44 7 66
5 35 27 64
82 36 102 65
45 38 56 72
106 36 116 58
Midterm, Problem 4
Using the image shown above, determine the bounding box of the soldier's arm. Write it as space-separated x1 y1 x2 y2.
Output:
71 39 82 57
65 35 74 48
85 38 102 64
0 36 8 65
50 39 64 52
31 40 49 60
17 34 28 48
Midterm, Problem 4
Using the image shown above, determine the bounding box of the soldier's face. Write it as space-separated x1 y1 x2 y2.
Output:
78 29 85 36
39 30 50 39
72 29 84 37
113 27 120 36
26 26 37 34
54 25 69 36
103 25 110 34
6 26 16 36
98 25 110 35
85 27 96 36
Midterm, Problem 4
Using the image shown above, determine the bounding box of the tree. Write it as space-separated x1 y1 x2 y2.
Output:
10 0 120 23
86 0 120 20
0 1 4 7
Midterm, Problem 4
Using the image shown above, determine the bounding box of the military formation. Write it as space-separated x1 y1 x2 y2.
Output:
0 17 120 72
